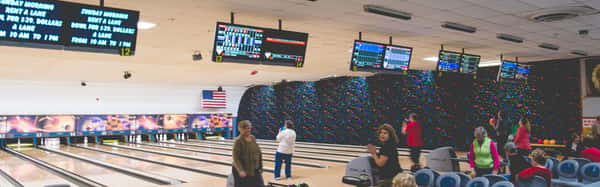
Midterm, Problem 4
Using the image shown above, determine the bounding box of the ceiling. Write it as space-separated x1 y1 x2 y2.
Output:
2 0 600 86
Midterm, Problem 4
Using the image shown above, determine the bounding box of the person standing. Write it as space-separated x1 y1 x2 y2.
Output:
402 113 423 172
592 116 600 147
274 120 296 180
232 120 264 187
469 127 501 177
513 118 532 156
484 118 500 143
496 111 509 156
367 124 402 187
504 142 531 182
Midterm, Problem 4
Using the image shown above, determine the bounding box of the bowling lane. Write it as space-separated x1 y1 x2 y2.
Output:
154 142 352 164
120 143 277 169
187 141 367 158
17 147 157 186
88 144 276 181
85 143 233 175
198 139 427 156
59 145 222 183
0 150 74 187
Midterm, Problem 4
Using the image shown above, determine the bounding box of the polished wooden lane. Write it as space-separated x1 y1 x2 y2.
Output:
17 147 157 186
59 145 224 184
0 150 74 187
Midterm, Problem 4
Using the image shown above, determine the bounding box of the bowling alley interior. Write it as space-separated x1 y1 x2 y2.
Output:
1 0 600 187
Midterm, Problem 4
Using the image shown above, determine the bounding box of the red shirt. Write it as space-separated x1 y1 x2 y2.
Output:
514 126 531 150
582 147 600 162
406 121 423 147
517 166 551 187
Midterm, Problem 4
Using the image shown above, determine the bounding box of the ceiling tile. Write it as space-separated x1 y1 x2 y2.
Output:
582 0 600 10
408 0 475 10
485 15 532 26
465 0 541 14
518 0 579 8
450 4 506 19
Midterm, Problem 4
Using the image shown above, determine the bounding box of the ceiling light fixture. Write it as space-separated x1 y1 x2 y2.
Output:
571 50 588 56
538 43 560 51
478 60 501 67
497 33 524 43
137 21 156 30
424 56 438 62
441 22 477 33
363 4 412 20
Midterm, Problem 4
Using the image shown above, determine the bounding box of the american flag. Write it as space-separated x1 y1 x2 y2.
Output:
202 90 227 109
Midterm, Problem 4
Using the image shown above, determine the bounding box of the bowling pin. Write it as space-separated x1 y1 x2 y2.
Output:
137 135 141 143
84 136 88 144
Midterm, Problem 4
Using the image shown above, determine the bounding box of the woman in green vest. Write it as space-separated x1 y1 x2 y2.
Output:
468 127 501 177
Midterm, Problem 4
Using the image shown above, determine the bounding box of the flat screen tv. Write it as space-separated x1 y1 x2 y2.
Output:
437 50 461 73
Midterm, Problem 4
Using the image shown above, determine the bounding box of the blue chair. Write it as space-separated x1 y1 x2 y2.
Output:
573 158 592 169
574 158 592 181
491 181 514 187
583 181 600 186
483 174 508 186
458 172 471 187
414 168 439 187
547 158 560 179
580 163 600 184
466 177 489 187
516 176 547 187
552 160 584 187
437 173 461 187
558 160 580 182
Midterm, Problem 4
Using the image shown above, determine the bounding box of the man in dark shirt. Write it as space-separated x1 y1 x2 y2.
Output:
504 142 531 182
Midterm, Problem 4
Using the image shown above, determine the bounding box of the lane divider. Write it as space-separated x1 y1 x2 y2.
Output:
38 146 182 185
140 142 327 168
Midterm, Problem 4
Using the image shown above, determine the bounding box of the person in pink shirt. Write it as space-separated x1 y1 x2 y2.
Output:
513 118 532 156
469 127 501 177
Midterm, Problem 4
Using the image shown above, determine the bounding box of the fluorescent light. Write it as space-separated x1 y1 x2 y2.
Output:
479 60 501 67
424 56 438 62
137 21 156 30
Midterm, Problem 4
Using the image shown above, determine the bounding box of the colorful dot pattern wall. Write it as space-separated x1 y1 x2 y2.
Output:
237 61 581 148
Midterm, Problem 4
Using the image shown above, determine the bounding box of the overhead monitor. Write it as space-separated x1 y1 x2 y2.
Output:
350 40 385 71
0 0 139 55
212 22 308 67
515 64 530 80
498 60 517 80
460 53 481 74
0 0 67 46
382 45 412 71
63 2 139 55
437 50 461 73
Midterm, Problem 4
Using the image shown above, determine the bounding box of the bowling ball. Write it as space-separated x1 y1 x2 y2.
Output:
550 140 556 144
537 139 544 144
543 140 549 144
251 70 258 75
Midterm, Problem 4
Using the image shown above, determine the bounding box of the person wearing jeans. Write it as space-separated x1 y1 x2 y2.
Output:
274 120 296 180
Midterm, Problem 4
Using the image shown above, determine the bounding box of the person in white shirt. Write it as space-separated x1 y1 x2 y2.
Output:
274 120 296 180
